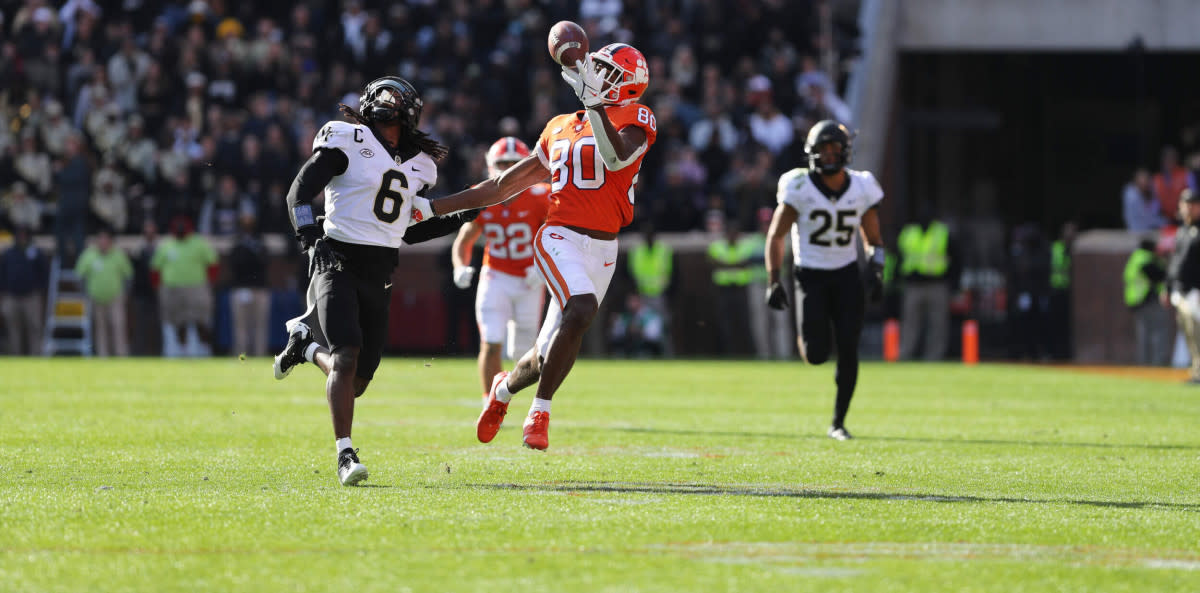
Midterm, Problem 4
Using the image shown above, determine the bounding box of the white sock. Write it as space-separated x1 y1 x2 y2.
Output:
304 342 320 363
495 378 514 403
529 398 551 414
336 437 352 454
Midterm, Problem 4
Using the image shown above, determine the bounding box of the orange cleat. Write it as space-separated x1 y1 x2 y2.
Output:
476 372 510 443
522 410 550 450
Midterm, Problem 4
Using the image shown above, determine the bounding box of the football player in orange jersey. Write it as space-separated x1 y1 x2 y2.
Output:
438 43 656 450
450 137 552 400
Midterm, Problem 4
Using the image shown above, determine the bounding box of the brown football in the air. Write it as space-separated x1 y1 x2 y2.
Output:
548 20 589 68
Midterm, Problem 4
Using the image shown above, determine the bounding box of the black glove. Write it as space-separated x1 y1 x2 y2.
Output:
296 224 323 251
458 208 481 223
307 236 344 277
866 262 884 303
766 281 789 310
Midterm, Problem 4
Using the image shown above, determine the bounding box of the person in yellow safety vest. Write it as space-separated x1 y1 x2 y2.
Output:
1125 235 1170 366
708 218 753 355
1047 221 1077 360
626 223 674 354
896 207 959 361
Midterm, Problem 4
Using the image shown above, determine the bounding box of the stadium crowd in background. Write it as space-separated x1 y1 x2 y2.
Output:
0 0 850 241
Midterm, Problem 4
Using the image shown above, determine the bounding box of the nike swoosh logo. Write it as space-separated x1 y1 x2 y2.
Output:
384 282 393 289
603 261 615 267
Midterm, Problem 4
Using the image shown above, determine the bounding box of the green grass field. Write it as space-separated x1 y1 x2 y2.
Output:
2 358 1198 592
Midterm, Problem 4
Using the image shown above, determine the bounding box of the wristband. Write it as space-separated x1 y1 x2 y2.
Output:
870 246 886 266
293 204 315 228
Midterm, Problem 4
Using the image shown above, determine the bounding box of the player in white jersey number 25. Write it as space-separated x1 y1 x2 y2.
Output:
272 76 512 486
764 120 886 442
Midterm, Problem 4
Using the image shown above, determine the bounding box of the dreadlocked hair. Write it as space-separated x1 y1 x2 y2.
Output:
338 103 449 161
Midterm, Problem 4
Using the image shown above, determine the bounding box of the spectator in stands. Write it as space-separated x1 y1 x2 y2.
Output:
2 182 42 232
152 215 217 357
0 227 48 355
748 93 794 157
107 36 151 113
1124 167 1167 231
689 96 740 184
91 160 128 234
1155 146 1190 222
228 211 270 357
744 206 792 360
38 100 74 161
53 132 90 265
198 174 253 237
75 227 133 357
609 293 665 358
14 132 53 198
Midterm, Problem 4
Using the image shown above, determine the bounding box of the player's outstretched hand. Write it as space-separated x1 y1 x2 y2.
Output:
766 281 788 310
561 55 605 109
453 266 477 289
866 263 884 303
308 237 344 277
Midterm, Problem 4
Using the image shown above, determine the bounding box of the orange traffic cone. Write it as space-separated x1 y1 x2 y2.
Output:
883 318 900 362
962 319 979 365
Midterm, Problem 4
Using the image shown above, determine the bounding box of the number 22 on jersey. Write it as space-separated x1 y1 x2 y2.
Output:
483 222 533 259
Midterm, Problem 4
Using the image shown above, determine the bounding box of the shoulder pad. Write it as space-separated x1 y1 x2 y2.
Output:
312 121 360 153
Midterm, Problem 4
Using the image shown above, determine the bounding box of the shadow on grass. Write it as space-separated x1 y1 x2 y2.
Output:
606 427 1200 452
475 481 1200 512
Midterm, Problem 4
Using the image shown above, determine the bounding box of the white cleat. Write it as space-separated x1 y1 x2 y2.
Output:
828 426 853 441
273 320 312 380
337 448 369 486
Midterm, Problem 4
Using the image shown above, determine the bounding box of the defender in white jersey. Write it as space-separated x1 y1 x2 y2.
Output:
764 120 886 441
270 76 506 486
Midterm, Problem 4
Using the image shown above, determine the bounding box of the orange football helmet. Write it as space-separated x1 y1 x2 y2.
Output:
591 43 649 106
485 136 531 175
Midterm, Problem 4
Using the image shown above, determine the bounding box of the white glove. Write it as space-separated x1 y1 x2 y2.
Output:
560 55 605 109
524 266 543 289
452 266 476 289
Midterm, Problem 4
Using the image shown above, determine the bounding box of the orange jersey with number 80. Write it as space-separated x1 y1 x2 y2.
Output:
535 105 658 234
479 183 552 276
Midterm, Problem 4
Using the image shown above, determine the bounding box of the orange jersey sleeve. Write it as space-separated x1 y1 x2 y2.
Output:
534 105 658 234
479 183 552 276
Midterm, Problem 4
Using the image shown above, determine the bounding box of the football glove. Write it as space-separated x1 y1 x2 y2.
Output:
453 266 476 289
561 55 605 109
766 281 788 310
295 224 323 251
866 263 884 304
307 237 344 277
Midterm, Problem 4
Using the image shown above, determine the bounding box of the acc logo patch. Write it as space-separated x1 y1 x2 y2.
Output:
360 148 375 158
549 233 564 240
412 209 424 222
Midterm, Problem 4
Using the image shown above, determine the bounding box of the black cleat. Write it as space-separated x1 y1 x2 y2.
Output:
273 320 312 379
337 447 369 486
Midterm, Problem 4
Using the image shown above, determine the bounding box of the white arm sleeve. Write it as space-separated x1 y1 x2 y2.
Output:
585 108 646 171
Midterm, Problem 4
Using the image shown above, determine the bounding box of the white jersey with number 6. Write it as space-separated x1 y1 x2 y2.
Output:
313 120 438 248
777 167 884 270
